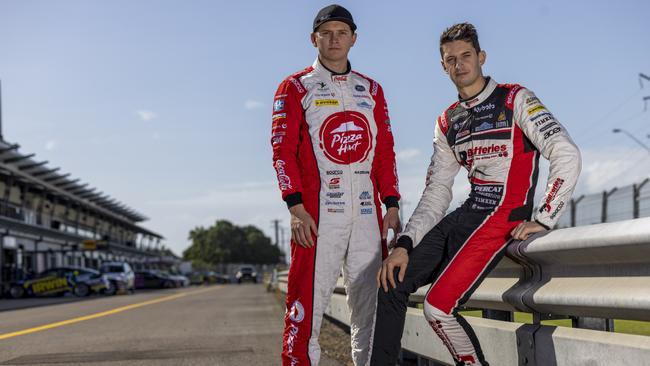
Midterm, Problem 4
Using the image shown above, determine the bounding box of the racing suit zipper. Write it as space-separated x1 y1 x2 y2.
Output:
333 77 356 226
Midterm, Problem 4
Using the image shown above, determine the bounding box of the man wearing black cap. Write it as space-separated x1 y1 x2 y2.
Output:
271 4 401 366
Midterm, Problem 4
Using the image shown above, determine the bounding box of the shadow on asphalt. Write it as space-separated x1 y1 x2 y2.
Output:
0 347 255 365
0 288 187 313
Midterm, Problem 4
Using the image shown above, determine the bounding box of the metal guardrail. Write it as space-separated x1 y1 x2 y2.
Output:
275 218 650 365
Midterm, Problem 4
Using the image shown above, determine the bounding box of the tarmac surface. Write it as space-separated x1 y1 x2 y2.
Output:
0 284 342 365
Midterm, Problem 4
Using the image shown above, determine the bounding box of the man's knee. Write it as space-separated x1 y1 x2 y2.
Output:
423 300 454 325
377 282 409 310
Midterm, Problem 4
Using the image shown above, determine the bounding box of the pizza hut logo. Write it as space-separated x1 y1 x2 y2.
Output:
286 323 300 365
288 300 305 323
319 111 372 164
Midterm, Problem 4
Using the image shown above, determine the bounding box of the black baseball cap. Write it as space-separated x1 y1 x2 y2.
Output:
313 4 356 32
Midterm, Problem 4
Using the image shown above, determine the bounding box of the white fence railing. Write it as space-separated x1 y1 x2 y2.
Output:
275 217 650 366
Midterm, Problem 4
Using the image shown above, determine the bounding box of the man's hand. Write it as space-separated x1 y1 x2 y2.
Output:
377 247 409 292
510 221 547 241
290 204 318 248
382 207 401 246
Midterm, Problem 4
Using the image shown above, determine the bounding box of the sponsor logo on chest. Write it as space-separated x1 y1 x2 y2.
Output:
315 99 340 107
319 111 373 165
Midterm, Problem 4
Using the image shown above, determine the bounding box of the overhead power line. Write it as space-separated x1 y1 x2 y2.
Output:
641 73 650 111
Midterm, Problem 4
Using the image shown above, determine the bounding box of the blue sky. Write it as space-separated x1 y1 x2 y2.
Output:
1 0 649 256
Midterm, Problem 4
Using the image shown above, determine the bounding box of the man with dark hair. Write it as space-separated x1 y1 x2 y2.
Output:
439 22 482 56
370 22 581 365
271 4 401 366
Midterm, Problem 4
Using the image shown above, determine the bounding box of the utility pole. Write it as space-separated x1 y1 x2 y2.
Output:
280 226 289 264
399 199 410 225
272 219 281 246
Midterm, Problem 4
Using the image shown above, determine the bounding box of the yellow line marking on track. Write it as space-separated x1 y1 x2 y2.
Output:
0 286 221 341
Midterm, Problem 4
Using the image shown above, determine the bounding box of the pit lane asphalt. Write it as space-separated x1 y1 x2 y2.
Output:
0 284 342 365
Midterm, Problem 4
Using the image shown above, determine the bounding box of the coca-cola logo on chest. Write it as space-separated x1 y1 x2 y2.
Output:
319 111 372 164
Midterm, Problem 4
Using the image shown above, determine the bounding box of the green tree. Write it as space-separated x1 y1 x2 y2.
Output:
242 225 282 264
183 220 281 265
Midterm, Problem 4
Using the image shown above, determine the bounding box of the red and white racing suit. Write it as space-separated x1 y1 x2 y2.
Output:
272 59 400 366
370 78 581 366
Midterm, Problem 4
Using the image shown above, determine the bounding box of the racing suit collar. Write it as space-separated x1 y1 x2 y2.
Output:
459 77 497 109
313 58 352 82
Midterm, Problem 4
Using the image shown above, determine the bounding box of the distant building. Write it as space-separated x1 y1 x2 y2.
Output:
0 139 170 294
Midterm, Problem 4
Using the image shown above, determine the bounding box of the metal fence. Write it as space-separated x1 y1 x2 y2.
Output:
556 178 650 228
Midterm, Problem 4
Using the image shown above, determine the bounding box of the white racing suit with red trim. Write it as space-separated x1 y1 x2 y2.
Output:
370 78 581 366
272 59 400 366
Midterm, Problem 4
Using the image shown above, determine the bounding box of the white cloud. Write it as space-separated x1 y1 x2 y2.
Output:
397 148 421 162
576 146 650 194
150 180 279 207
244 99 265 110
146 180 289 253
136 110 157 121
45 140 57 151
152 132 161 140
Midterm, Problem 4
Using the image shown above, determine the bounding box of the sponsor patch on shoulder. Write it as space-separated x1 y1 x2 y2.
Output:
272 113 286 120
273 99 285 112
527 105 547 116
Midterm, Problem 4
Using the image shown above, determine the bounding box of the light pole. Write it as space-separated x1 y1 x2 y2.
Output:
612 128 650 155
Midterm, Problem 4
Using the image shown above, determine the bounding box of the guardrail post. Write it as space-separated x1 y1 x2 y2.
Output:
572 316 615 332
482 309 513 322
398 349 417 365
416 355 445 366
0 233 4 296
516 324 540 366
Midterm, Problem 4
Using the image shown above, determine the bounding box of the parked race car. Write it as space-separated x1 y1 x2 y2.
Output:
9 267 109 298
99 261 136 295
135 270 178 289
235 266 257 284
188 271 205 285
164 272 190 287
